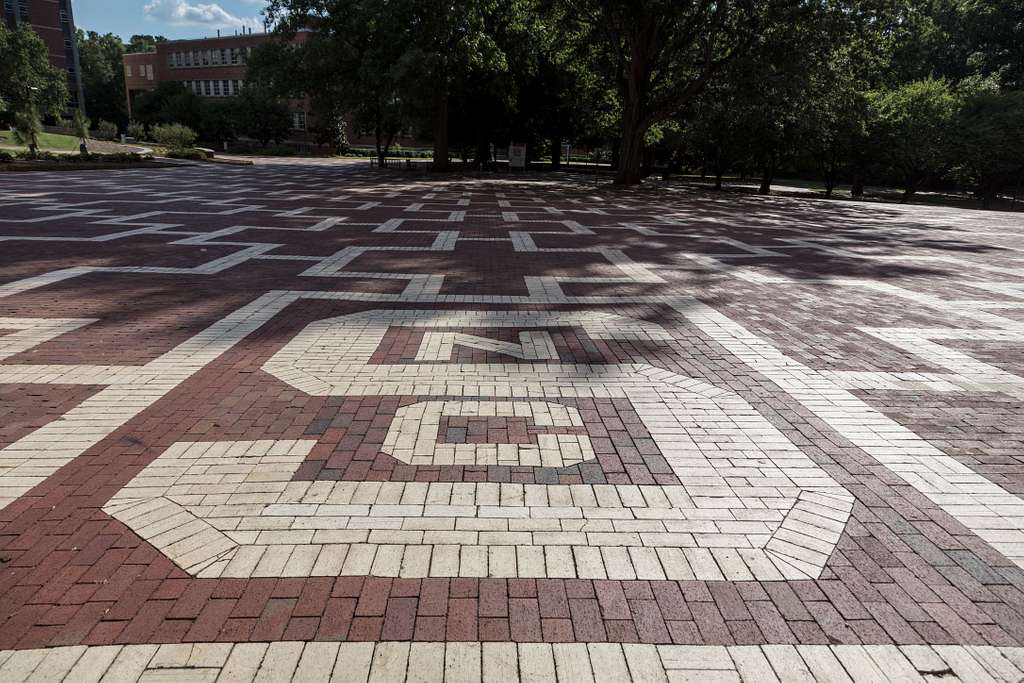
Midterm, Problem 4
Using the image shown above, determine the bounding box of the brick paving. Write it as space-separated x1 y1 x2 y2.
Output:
0 161 1022 680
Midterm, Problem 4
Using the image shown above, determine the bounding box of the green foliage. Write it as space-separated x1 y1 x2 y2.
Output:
13 105 43 156
151 123 198 150
126 35 166 54
198 99 238 144
166 148 206 160
132 82 202 131
76 30 128 127
0 150 14 162
867 77 958 199
15 149 57 161
94 119 120 141
72 110 90 141
234 88 291 146
127 122 147 140
953 88 1024 204
0 24 69 117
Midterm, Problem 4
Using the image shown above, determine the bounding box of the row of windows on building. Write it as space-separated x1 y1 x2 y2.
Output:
168 47 252 69
182 79 246 97
2 0 71 24
3 0 29 23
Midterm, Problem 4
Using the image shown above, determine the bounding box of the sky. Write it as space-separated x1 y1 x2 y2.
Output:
73 0 271 41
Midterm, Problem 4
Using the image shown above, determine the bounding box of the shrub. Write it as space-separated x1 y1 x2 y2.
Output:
127 122 146 140
105 152 146 163
0 150 13 162
72 110 90 140
151 123 197 151
264 145 296 157
94 119 119 141
167 147 206 160
13 106 43 153
15 150 57 161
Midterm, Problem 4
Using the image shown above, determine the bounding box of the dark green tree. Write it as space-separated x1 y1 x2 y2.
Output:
254 3 410 164
76 30 128 128
0 23 69 120
126 34 167 54
132 82 203 130
237 88 292 146
564 0 801 185
867 77 958 202
954 88 1024 206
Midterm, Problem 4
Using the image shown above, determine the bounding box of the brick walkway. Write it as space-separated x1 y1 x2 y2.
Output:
0 161 1022 680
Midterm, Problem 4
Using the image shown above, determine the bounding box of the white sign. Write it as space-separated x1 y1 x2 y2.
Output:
509 144 526 169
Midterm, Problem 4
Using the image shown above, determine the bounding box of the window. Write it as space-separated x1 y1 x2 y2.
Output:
213 80 221 96
222 79 230 96
146 64 154 81
233 79 241 93
230 48 238 65
17 0 28 21
59 9 68 23
125 65 132 77
219 49 227 64
202 50 210 65
203 80 211 96
168 53 175 67
292 111 306 131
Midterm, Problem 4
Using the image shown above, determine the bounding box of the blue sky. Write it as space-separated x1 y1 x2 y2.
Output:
73 0 271 41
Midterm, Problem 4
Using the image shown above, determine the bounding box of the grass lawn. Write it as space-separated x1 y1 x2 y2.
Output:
0 130 80 151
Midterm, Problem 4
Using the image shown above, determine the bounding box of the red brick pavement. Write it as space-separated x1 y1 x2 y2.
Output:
0 165 1022 654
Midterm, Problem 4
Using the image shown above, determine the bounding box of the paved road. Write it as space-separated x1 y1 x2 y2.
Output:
0 162 1022 680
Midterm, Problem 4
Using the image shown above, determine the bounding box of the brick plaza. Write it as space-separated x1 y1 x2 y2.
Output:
0 160 1023 680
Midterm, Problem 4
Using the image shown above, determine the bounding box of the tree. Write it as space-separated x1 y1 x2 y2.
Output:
565 0 795 185
954 88 1024 207
13 105 43 157
682 80 747 190
132 82 202 130
199 99 238 147
0 24 69 120
252 5 409 164
237 88 291 146
868 77 958 202
72 109 90 154
77 30 128 127
126 34 167 54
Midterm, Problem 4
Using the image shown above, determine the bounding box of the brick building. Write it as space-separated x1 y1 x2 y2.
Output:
123 30 313 142
3 0 85 111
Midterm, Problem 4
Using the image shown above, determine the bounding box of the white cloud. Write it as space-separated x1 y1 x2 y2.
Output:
143 0 261 28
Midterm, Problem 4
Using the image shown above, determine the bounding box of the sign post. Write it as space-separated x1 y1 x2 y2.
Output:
509 144 526 171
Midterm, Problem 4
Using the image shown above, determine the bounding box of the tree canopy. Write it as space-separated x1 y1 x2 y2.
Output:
0 23 69 119
110 0 1024 203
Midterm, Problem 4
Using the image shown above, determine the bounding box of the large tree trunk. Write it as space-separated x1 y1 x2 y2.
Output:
550 137 562 170
432 90 450 172
901 175 917 204
758 162 775 195
851 172 864 197
614 115 645 185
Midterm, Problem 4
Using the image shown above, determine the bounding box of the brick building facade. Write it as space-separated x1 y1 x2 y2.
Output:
3 0 85 111
123 30 314 143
